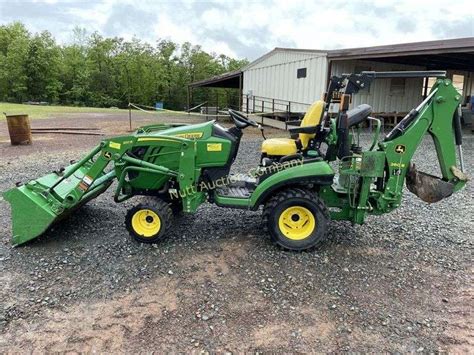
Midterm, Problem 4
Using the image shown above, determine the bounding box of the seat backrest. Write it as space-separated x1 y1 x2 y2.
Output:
347 104 372 127
299 100 325 149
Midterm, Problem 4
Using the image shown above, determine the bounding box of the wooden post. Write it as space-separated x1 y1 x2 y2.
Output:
238 73 243 111
422 77 429 99
187 86 191 116
288 101 291 125
126 64 132 131
216 91 219 120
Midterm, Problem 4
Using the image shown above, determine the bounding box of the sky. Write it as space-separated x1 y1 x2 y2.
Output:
0 0 473 60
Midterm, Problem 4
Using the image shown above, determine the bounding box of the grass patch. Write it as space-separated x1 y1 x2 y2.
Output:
0 102 126 120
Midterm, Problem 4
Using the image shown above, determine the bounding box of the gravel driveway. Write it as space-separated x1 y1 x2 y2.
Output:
0 115 472 352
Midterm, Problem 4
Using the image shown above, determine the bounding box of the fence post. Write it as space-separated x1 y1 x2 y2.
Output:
216 91 219 121
252 97 255 113
288 101 291 125
246 95 249 114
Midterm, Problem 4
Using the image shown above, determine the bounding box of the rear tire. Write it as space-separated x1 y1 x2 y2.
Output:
262 188 329 251
125 197 173 243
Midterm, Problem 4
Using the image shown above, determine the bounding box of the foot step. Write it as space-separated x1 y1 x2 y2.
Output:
216 185 252 198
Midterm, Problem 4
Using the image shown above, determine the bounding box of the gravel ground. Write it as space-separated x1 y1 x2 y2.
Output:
0 115 472 352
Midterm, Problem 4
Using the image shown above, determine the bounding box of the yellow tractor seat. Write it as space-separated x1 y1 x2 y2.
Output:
261 100 325 156
261 138 298 156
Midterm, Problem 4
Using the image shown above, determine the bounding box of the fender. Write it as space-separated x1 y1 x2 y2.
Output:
250 161 334 210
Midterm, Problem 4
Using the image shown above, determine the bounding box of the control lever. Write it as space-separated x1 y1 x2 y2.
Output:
258 124 267 140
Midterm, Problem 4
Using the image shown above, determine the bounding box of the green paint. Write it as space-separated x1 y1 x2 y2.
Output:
3 78 467 246
249 161 334 207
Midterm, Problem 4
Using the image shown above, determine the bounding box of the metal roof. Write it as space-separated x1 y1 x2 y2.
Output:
327 37 474 59
188 69 242 88
327 38 474 70
189 37 474 88
242 47 327 70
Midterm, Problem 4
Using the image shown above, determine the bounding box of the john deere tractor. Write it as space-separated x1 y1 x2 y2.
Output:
3 71 468 250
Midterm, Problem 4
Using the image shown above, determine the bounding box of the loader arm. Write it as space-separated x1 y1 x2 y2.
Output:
2 134 195 246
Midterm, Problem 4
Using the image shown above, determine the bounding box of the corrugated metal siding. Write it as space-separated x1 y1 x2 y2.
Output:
330 60 425 112
467 74 474 96
243 54 328 112
248 50 325 70
464 73 474 96
243 52 436 114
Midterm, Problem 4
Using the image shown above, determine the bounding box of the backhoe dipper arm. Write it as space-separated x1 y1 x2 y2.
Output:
379 78 467 206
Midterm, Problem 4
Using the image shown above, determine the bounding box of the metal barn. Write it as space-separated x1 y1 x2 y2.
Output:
189 38 474 128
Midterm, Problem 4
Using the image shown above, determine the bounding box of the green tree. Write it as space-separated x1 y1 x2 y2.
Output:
0 22 30 102
156 39 178 107
60 27 91 105
87 32 121 107
24 31 62 102
0 21 249 109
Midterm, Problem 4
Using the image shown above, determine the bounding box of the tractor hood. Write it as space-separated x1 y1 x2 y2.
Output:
137 121 216 141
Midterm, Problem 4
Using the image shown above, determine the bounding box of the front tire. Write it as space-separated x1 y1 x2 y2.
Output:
262 188 329 251
125 197 173 243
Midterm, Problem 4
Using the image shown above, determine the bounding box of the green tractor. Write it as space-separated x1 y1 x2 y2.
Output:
3 71 468 250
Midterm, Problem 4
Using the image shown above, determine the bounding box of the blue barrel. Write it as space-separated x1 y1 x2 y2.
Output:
155 102 163 110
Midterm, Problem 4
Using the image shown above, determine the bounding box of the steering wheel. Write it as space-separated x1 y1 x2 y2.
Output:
228 109 259 129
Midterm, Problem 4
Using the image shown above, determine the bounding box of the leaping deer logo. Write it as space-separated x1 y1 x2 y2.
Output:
395 145 406 154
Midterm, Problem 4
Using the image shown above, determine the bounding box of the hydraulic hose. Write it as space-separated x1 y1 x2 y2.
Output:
453 106 465 172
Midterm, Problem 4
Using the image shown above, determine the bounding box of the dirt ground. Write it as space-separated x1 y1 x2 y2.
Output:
0 111 472 352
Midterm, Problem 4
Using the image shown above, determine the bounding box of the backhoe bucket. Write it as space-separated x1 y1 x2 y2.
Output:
406 164 454 203
3 158 114 246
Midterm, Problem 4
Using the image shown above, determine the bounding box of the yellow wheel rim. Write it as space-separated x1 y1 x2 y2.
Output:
131 209 161 237
278 206 316 240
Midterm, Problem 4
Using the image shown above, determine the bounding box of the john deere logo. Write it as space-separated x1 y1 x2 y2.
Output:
395 145 406 154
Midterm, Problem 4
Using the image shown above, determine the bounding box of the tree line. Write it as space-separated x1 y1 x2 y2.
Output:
0 22 248 110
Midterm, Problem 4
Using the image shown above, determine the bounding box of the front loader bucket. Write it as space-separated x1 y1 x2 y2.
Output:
3 155 114 246
4 183 59 246
406 164 454 203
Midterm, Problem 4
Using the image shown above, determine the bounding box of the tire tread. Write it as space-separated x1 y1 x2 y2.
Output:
125 197 173 243
262 188 329 251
